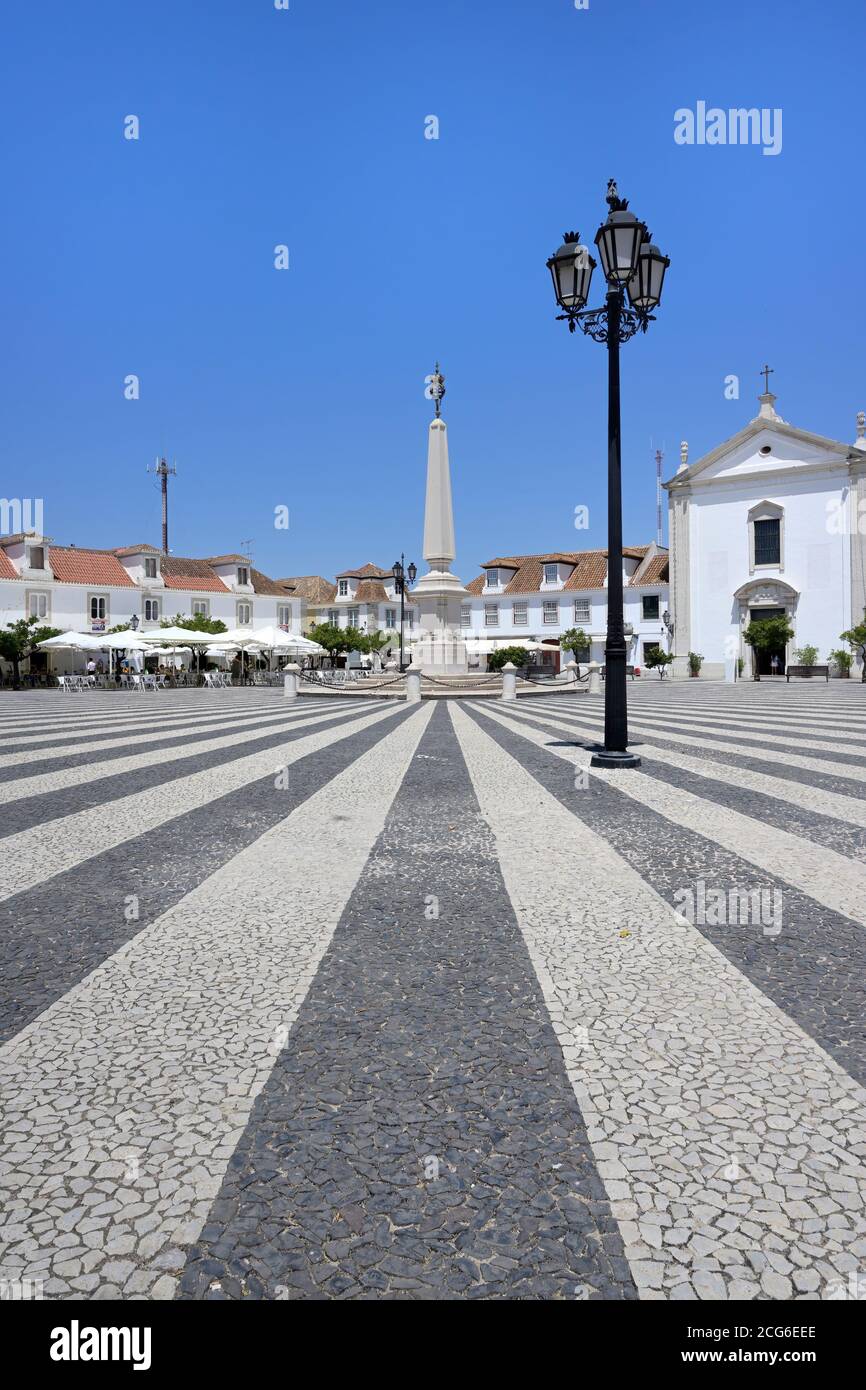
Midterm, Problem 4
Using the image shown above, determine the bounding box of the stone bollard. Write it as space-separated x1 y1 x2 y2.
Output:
283 663 300 700
405 663 422 703
587 661 601 696
565 660 579 685
501 661 517 702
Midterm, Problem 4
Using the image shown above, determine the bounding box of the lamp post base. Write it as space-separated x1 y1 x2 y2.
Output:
589 746 642 769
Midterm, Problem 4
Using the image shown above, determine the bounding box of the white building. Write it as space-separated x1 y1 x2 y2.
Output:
666 390 866 679
0 534 303 673
281 563 418 639
462 544 670 672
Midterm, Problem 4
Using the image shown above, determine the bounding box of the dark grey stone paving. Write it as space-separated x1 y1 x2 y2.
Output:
536 698 866 802
178 702 635 1302
611 710 866 769
0 700 379 838
508 702 866 860
0 703 412 1043
463 700 866 1089
0 701 361 776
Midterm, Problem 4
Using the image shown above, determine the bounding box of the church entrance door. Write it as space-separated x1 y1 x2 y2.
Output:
749 606 787 675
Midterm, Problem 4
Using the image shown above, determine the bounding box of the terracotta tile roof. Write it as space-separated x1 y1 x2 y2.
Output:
113 543 161 556
277 576 337 603
469 547 659 595
630 553 669 585
160 556 228 592
206 554 249 566
251 567 291 597
354 579 390 602
48 546 136 587
335 562 392 579
0 549 19 580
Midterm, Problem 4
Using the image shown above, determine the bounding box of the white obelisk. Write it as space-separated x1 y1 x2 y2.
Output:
412 365 469 674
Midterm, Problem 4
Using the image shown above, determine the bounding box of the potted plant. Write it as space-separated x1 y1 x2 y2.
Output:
829 648 853 679
793 644 818 674
687 651 704 678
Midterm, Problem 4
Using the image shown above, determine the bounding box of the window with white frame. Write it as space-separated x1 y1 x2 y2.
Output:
237 602 252 626
512 602 528 626
543 600 559 625
484 603 499 627
573 597 590 623
144 599 160 623
485 569 499 589
543 563 558 585
385 608 397 628
144 557 157 579
236 567 249 586
277 604 292 629
29 546 45 570
192 599 209 618
327 609 339 625
460 605 471 628
338 579 349 596
90 595 107 621
347 607 359 627
28 591 49 619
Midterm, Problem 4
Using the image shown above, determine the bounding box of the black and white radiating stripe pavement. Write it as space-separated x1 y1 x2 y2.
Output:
0 683 864 1302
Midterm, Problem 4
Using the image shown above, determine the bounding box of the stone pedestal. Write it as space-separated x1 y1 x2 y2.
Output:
405 664 422 703
501 662 517 701
283 663 299 700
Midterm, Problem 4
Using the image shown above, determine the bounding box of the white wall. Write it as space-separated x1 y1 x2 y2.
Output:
689 469 850 666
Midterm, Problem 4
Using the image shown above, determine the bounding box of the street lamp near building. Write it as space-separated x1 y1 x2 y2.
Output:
547 179 670 768
392 554 417 671
129 614 140 631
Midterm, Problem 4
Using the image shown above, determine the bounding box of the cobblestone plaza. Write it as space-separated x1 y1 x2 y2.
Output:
0 680 864 1302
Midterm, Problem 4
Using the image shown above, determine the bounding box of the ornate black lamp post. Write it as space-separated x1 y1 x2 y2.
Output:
129 613 140 631
392 554 417 671
547 180 670 768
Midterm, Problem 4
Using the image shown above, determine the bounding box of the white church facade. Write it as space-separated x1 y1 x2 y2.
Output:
666 388 866 680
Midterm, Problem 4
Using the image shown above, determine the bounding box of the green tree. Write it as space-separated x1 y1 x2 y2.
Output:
308 622 368 662
840 612 866 682
162 613 228 634
829 648 853 677
644 648 674 678
560 627 591 676
0 617 63 689
487 645 532 672
743 616 795 681
793 644 818 668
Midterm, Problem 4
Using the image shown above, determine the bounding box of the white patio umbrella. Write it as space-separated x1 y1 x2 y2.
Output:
142 626 215 646
99 631 156 651
37 631 107 652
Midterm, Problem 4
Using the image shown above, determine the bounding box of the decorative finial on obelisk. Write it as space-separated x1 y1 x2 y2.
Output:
430 362 446 419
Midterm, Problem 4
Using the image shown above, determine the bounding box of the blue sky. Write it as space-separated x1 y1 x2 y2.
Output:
1 0 864 583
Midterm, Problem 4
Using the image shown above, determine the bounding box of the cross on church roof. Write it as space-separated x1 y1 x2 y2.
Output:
760 363 774 393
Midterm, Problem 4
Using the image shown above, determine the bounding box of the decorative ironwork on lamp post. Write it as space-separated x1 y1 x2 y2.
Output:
392 554 417 672
547 179 670 768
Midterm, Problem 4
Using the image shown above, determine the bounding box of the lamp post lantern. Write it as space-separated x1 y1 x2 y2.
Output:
392 554 417 672
547 179 669 768
129 613 140 631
